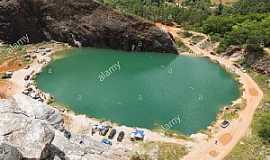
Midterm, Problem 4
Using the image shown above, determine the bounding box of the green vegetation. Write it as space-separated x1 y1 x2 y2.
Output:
190 35 205 44
202 0 270 52
225 0 270 15
0 46 19 63
130 141 188 160
99 0 212 27
99 0 270 56
152 126 192 140
202 13 270 52
175 39 190 52
182 31 193 38
0 45 29 67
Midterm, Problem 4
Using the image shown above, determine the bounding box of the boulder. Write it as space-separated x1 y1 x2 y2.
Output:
0 97 55 159
0 143 23 160
251 55 270 75
11 94 64 127
0 112 55 159
52 130 109 160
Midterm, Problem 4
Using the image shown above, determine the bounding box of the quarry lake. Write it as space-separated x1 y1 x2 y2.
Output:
36 48 240 134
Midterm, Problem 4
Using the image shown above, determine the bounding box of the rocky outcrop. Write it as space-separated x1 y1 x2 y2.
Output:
0 143 23 160
0 94 131 160
251 55 270 75
11 94 64 129
0 0 177 54
0 97 56 159
222 45 242 57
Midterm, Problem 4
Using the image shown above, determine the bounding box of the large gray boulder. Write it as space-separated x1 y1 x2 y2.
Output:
0 112 55 159
11 94 64 128
0 96 55 159
0 143 23 160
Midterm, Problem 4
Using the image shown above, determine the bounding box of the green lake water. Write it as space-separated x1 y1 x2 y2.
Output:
36 48 240 134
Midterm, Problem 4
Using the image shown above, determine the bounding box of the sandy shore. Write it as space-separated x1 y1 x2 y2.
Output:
156 23 264 160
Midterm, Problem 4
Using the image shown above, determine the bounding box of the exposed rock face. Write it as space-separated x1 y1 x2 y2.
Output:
0 0 177 54
251 55 270 75
0 97 56 159
0 143 23 160
223 45 242 57
0 94 131 160
11 94 64 128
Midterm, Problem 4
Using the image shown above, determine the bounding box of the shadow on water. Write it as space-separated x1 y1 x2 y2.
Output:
64 47 178 73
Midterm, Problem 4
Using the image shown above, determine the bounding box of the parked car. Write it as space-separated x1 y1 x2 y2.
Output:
117 131 125 142
100 127 109 136
22 90 30 95
241 67 247 73
210 51 216 55
108 129 116 139
221 120 230 128
130 129 145 141
2 71 13 79
64 129 71 139
233 63 241 68
24 65 30 69
101 139 112 145
24 75 31 81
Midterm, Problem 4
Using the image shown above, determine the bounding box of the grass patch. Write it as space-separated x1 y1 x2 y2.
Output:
175 39 190 53
130 141 188 160
221 98 246 120
0 45 29 67
152 127 191 141
177 31 193 38
163 130 191 141
190 35 205 44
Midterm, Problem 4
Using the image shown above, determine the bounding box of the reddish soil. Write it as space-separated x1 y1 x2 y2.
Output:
0 80 17 99
0 56 25 99
0 57 25 73
219 133 233 146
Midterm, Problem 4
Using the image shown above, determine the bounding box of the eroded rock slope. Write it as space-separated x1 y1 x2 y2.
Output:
0 0 177 53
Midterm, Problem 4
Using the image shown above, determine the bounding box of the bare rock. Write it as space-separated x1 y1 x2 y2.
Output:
223 45 242 56
0 94 132 160
0 96 55 159
11 94 64 127
0 0 177 54
0 143 23 160
251 55 270 75
0 112 55 159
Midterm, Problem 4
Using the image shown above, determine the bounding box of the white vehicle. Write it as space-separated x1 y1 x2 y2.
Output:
2 71 13 79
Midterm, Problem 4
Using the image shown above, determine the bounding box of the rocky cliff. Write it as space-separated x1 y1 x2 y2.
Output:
0 0 177 54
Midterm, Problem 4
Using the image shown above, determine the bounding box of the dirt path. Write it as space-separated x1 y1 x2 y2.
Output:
156 23 264 160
